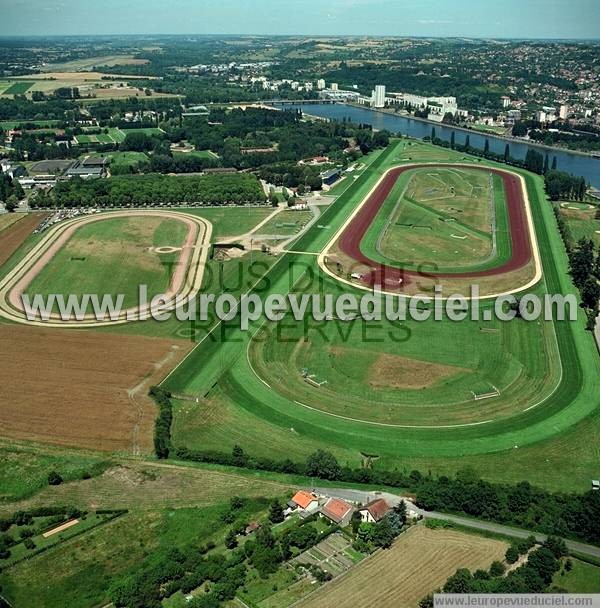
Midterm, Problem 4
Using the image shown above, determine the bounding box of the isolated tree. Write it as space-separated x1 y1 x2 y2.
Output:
5 195 18 212
47 471 63 486
484 139 490 155
504 143 510 162
232 445 247 467
268 500 284 524
305 450 341 480
551 156 558 171
580 278 600 309
450 131 455 149
490 560 506 577
225 529 238 549
465 134 471 150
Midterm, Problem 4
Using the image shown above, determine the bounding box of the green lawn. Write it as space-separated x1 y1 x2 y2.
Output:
3 81 34 95
181 206 274 239
558 204 600 247
173 149 218 160
359 167 512 272
0 119 61 130
0 442 110 502
553 558 600 593
26 215 188 311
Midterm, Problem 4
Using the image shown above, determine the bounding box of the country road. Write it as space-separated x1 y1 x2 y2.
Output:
307 486 600 559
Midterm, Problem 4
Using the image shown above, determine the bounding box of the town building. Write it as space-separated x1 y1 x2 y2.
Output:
372 84 386 108
317 79 326 90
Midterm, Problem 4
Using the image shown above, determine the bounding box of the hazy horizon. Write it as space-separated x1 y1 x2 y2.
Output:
1 0 599 39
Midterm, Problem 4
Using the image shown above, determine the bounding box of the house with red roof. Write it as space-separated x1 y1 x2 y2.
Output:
320 497 354 526
359 498 391 523
288 490 319 516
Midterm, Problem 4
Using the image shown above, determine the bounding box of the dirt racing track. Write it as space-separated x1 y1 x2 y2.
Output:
318 164 543 299
0 210 212 328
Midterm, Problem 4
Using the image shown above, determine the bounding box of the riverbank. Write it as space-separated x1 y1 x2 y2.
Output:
344 102 600 160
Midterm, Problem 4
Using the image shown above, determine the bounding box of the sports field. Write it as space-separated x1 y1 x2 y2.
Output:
324 162 538 297
162 140 600 491
74 127 163 146
0 210 212 327
25 215 188 310
373 167 500 268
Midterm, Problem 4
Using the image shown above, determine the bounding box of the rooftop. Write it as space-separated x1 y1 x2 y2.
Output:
291 490 317 510
322 497 353 523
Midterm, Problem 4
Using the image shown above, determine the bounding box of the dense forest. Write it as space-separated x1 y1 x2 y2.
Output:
29 173 266 208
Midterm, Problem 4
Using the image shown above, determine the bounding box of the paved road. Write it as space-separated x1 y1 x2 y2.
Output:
308 486 600 559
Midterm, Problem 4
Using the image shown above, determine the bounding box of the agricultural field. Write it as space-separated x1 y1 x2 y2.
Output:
0 213 47 267
0 80 34 95
0 213 25 234
164 140 600 492
0 324 191 452
305 524 508 608
39 54 150 72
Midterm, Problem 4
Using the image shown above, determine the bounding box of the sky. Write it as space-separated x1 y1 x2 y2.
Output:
1 0 599 39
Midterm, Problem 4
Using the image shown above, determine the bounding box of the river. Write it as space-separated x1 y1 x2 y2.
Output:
275 103 600 189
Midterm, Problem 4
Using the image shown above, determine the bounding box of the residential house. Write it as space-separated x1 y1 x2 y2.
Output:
288 490 319 516
358 498 391 523
321 497 354 527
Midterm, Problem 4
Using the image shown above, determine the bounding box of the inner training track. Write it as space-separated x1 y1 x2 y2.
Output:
0 210 212 328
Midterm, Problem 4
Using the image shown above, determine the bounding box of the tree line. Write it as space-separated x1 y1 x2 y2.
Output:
169 443 600 546
28 172 266 208
419 534 569 606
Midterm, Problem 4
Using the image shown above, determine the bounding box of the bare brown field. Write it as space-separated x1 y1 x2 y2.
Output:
369 353 466 389
0 213 47 267
0 214 25 234
1 462 290 512
305 525 509 608
0 325 192 453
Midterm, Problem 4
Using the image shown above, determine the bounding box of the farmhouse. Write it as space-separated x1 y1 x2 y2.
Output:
358 498 391 523
288 490 319 516
321 497 354 526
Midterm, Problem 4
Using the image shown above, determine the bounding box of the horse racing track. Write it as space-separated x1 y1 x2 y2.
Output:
0 209 212 327
320 164 542 298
